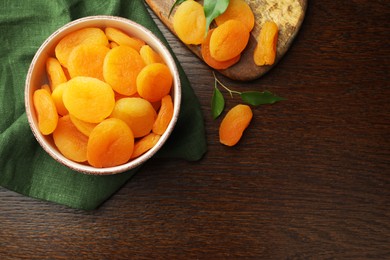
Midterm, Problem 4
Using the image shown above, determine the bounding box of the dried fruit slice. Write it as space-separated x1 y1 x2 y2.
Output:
105 27 145 51
103 45 145 96
215 0 255 31
254 21 279 66
173 0 206 45
136 63 173 102
131 133 161 159
219 104 253 146
33 88 58 135
87 118 134 168
46 57 67 91
201 29 240 70
53 115 88 162
152 95 174 135
110 97 157 138
55 27 108 67
62 76 115 123
209 19 250 62
140 45 164 65
67 44 110 81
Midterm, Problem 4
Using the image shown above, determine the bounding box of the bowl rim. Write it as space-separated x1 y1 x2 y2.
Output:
25 15 181 175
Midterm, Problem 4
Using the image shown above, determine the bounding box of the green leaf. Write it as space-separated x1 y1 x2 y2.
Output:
240 91 286 106
203 0 230 35
211 86 225 119
168 0 188 18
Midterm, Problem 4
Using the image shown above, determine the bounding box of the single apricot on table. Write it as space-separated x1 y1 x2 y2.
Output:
87 118 134 168
219 104 253 146
53 115 88 163
209 19 250 62
33 88 58 135
254 21 279 66
137 63 173 102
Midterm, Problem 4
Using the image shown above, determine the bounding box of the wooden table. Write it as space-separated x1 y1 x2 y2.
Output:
1 1 389 259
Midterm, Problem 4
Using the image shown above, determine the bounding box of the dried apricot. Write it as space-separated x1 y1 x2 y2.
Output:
53 115 88 162
131 133 161 159
105 27 145 51
62 76 115 123
201 29 241 70
152 95 174 135
41 84 51 94
55 27 108 67
210 19 250 61
67 44 110 81
46 57 67 91
136 63 173 102
87 118 134 168
140 45 163 65
254 21 279 66
110 97 157 138
173 0 206 45
33 89 58 135
103 45 145 96
219 104 253 146
69 114 97 137
51 82 69 116
215 0 255 31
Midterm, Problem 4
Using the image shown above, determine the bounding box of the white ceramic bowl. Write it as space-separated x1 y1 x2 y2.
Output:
25 16 181 175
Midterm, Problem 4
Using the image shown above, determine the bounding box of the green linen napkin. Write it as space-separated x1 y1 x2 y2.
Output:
0 0 207 210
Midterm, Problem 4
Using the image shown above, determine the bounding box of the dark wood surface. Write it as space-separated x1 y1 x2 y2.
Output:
1 1 389 259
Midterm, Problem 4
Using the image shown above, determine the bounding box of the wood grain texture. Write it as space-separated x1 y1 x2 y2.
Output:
145 0 307 81
1 1 390 259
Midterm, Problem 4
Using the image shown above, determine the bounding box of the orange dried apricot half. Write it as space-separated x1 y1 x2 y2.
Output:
69 114 97 137
219 104 253 146
53 115 88 162
210 19 250 62
51 82 69 116
87 118 134 168
110 97 157 138
152 95 174 135
103 45 145 96
173 0 206 45
67 44 110 81
105 27 145 51
55 27 108 67
131 133 161 159
215 0 255 31
46 57 67 91
33 88 59 135
254 21 279 66
136 63 173 102
140 45 164 65
62 76 115 123
201 29 241 70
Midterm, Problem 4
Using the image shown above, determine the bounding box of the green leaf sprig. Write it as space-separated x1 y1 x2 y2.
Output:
211 72 286 119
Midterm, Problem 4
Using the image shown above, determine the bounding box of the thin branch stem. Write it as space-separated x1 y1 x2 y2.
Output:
213 71 241 98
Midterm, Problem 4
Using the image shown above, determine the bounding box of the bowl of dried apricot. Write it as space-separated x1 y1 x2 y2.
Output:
25 16 181 175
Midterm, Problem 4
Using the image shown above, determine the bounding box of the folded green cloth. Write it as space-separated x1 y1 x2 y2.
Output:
0 0 207 210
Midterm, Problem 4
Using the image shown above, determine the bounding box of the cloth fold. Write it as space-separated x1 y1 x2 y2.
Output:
0 0 207 210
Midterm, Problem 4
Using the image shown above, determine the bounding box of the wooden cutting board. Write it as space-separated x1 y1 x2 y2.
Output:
145 0 307 81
